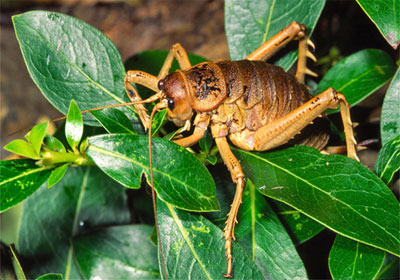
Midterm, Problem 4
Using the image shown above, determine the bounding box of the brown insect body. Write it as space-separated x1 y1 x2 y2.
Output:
124 21 359 278
161 60 329 152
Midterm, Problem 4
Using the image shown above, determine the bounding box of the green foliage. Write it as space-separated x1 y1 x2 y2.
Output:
65 100 83 151
157 198 264 279
328 235 385 279
234 146 400 256
90 108 138 135
2 2 399 279
381 68 400 145
356 0 400 49
316 49 396 114
86 134 219 211
225 0 325 69
73 225 159 279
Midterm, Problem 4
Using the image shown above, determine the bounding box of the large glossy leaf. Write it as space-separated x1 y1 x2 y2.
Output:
12 11 134 125
157 199 264 279
73 225 159 279
235 180 307 279
374 134 400 184
233 145 400 257
329 235 385 279
87 134 219 212
274 201 324 244
225 0 325 69
0 159 52 213
316 49 396 113
381 67 400 145
356 0 400 49
16 166 130 279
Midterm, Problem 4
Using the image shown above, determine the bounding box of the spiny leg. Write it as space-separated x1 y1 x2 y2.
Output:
253 87 359 161
211 124 245 278
295 35 318 84
246 21 306 61
124 71 159 130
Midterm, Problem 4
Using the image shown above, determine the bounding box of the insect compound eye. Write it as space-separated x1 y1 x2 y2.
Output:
167 98 175 110
158 79 165 90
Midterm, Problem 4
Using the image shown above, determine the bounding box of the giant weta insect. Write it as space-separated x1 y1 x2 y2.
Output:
122 22 359 278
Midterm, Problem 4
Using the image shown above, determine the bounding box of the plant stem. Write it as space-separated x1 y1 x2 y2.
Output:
40 150 94 166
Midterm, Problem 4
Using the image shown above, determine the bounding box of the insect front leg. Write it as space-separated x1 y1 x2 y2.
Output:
211 123 246 279
173 113 210 147
124 71 159 130
253 88 359 161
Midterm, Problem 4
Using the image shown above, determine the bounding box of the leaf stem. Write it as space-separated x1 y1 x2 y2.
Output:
40 150 94 166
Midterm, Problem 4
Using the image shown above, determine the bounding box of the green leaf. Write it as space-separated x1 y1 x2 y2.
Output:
151 109 167 136
12 11 133 126
376 254 399 279
4 139 39 159
329 235 385 279
225 0 325 69
235 180 307 279
87 134 219 212
29 122 49 156
16 166 130 279
0 159 52 213
10 244 27 280
233 145 400 257
47 163 69 188
356 0 400 49
73 225 159 279
90 108 137 135
36 273 63 280
315 49 396 113
157 199 264 279
274 201 324 244
65 100 83 150
374 135 400 184
44 135 66 152
199 130 213 152
381 67 400 145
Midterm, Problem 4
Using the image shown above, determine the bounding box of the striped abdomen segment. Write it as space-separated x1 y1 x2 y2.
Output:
216 60 330 150
216 60 312 125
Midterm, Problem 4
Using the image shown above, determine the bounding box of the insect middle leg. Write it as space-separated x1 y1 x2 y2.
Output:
210 123 246 278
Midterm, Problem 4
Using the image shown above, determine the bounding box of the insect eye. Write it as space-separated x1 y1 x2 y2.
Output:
158 79 165 90
167 99 175 110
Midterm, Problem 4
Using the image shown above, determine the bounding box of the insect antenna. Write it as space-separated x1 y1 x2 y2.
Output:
148 101 168 279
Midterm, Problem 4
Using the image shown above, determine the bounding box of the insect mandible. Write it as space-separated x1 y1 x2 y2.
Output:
124 21 359 278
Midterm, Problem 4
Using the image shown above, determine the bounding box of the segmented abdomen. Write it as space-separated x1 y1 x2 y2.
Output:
216 60 330 150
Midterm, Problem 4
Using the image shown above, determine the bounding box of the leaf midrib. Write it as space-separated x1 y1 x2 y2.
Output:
0 165 52 186
237 149 400 251
87 145 209 199
15 16 133 111
65 167 90 280
167 203 212 280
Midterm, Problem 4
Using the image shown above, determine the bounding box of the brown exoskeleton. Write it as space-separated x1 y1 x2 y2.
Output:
124 22 359 278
